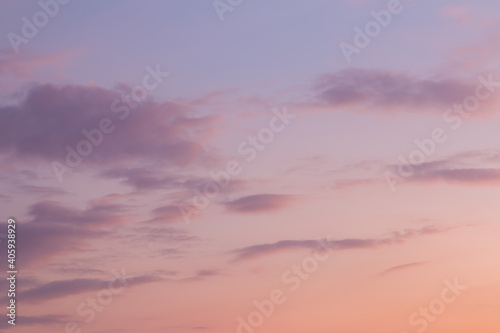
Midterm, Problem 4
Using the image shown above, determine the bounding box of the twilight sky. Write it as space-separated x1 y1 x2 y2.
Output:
1 1 500 332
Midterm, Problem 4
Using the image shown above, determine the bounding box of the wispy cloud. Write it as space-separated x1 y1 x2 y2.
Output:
232 225 461 261
0 315 69 329
379 261 428 276
223 194 297 213
303 68 499 114
16 275 162 303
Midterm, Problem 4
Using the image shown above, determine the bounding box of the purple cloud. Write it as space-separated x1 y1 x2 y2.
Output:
223 194 296 213
232 225 461 261
15 274 162 303
308 68 493 113
0 84 221 169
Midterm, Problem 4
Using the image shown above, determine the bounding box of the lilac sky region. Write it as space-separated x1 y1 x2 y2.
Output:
0 1 500 332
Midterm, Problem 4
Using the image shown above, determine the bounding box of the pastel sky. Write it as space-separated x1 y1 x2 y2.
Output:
1 1 500 332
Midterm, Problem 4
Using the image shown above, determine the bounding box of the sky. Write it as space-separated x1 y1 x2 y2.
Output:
0 0 500 332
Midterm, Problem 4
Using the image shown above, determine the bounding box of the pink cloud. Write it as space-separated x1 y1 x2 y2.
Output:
441 6 471 25
0 49 79 78
379 261 427 275
223 194 297 214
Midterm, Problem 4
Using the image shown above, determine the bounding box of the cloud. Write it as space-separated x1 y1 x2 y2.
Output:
0 49 77 78
306 68 497 113
0 84 222 169
183 88 239 106
232 239 321 261
15 274 162 303
124 226 199 259
379 261 427 275
441 6 471 25
0 193 11 202
101 167 244 192
391 150 500 186
146 205 186 224
49 264 107 277
231 225 460 261
28 200 128 227
410 168 500 185
223 194 297 213
180 269 221 282
12 267 219 304
18 185 71 197
8 222 101 268
0 315 69 329
0 198 132 267
102 168 188 191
